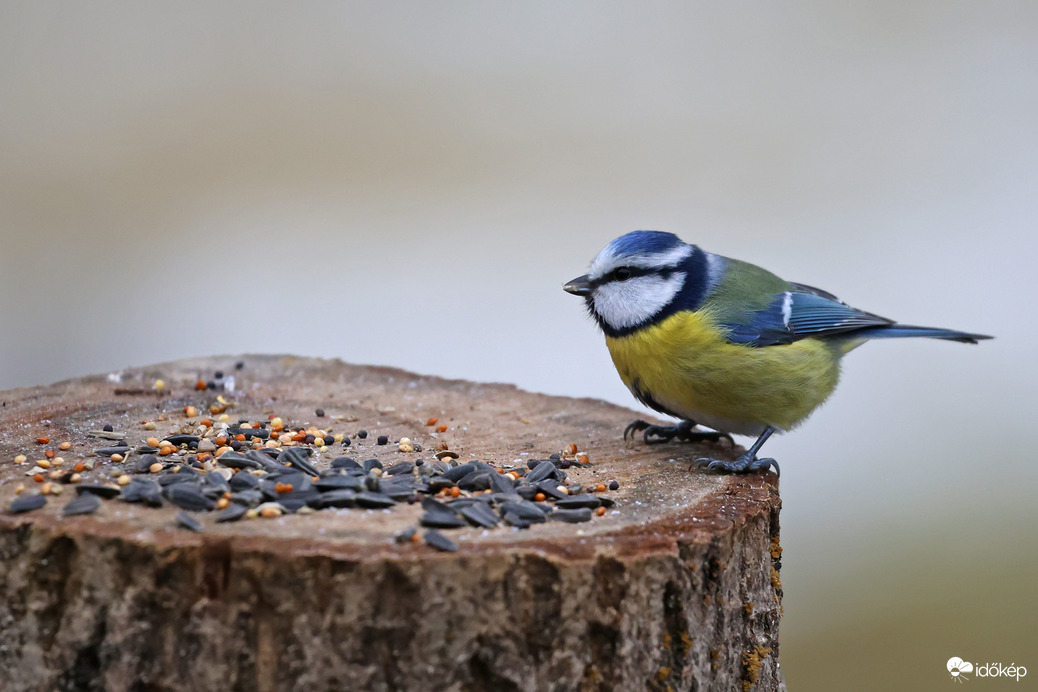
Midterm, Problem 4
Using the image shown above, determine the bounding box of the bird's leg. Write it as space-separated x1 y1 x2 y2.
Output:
624 419 732 445
694 426 779 476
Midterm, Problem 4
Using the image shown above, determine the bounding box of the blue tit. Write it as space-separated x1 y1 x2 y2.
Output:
563 231 992 475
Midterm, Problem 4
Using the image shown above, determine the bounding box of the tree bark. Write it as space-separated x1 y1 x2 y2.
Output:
0 355 784 691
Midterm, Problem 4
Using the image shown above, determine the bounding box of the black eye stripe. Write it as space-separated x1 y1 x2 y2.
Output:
589 266 674 288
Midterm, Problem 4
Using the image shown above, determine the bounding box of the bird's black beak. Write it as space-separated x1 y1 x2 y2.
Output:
563 275 593 296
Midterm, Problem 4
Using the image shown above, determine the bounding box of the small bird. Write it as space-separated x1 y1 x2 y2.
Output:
564 231 991 475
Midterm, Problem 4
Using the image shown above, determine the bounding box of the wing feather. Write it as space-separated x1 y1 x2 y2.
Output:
720 286 893 347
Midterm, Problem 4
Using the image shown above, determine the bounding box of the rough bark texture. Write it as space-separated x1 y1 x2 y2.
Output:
0 356 784 691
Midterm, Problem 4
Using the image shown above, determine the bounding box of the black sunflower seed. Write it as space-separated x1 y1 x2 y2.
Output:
315 474 365 492
176 511 203 532
535 480 570 500
62 492 102 516
420 510 467 529
498 500 548 523
203 473 231 494
525 459 558 483
551 508 593 524
120 478 163 507
457 471 491 492
487 470 517 495
515 485 540 500
354 491 396 509
428 460 451 476
277 497 308 512
378 478 420 501
165 484 215 512
94 445 131 457
8 494 46 514
502 511 530 529
331 456 361 471
136 453 161 473
278 447 319 476
424 530 458 553
228 427 268 440
244 449 283 471
75 484 122 499
310 489 357 509
215 503 248 523
216 452 264 470
230 489 264 507
427 477 456 493
554 495 601 510
460 503 500 528
442 462 478 483
229 471 261 491
163 434 200 446
157 473 197 487
385 461 414 476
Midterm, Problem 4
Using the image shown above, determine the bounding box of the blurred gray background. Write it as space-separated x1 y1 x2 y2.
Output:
1 2 1034 689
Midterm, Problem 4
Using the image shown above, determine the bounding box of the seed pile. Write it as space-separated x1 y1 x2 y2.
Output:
5 384 621 554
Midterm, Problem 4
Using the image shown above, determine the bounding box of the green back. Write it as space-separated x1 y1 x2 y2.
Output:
702 256 790 327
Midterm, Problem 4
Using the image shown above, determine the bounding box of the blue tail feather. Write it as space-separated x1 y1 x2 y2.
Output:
855 325 993 344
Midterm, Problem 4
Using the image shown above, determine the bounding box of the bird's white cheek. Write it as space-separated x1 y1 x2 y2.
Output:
592 273 685 331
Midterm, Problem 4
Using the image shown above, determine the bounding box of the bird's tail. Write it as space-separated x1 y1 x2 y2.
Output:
855 325 993 344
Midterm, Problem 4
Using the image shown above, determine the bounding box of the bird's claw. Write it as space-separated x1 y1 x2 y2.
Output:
624 419 732 446
693 455 780 477
623 419 651 441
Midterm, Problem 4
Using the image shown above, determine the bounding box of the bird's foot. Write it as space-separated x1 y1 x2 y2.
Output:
693 453 780 477
624 419 732 446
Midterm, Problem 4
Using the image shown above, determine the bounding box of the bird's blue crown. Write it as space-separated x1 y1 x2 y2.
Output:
606 230 685 258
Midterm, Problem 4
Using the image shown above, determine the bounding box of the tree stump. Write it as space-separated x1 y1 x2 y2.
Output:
0 356 784 691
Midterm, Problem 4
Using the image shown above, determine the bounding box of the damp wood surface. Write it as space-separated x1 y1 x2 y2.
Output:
0 355 785 692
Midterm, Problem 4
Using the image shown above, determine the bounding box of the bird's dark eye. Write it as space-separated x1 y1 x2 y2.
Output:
613 267 633 281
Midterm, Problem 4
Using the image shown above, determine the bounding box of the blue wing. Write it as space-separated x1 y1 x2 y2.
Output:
722 283 894 347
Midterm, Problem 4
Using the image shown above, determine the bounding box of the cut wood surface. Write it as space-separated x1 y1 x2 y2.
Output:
0 355 784 691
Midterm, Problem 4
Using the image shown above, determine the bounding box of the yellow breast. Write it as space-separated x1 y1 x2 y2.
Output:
605 310 842 434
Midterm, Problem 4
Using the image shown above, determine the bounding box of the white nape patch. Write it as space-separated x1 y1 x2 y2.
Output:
588 244 692 280
592 272 685 331
780 291 792 326
702 251 727 293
